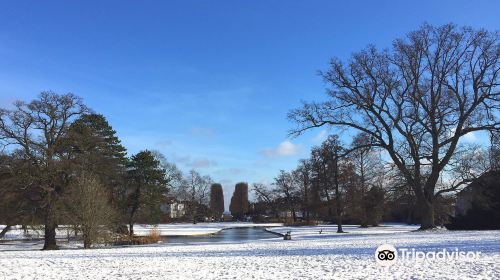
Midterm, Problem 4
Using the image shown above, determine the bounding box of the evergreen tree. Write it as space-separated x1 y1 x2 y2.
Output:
210 183 224 221
65 113 128 203
125 150 168 235
229 183 249 220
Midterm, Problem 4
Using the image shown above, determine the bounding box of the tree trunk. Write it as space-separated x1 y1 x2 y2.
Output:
43 202 58 250
359 161 368 228
359 189 368 228
419 200 435 230
129 222 134 236
0 225 12 238
324 190 334 222
336 199 344 233
43 222 58 250
83 232 91 249
336 212 344 233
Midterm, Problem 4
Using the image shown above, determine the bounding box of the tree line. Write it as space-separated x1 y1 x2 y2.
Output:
0 93 223 249
284 23 499 230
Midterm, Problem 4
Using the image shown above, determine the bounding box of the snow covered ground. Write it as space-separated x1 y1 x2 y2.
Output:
267 223 421 237
1 224 499 279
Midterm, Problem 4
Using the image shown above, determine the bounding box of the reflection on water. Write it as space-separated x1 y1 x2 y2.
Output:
161 227 278 244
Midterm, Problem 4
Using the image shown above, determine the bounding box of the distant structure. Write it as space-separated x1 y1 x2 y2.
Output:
448 170 500 230
210 183 224 221
160 196 186 219
229 182 249 220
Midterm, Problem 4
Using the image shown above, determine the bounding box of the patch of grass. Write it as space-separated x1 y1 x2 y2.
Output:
113 228 162 246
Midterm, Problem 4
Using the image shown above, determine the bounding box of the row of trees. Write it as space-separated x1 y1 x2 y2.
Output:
252 134 386 232
286 23 499 229
252 129 497 230
0 92 219 249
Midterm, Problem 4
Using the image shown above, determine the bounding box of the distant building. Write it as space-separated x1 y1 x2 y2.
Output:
161 196 186 219
222 212 233 222
278 210 303 219
448 170 500 230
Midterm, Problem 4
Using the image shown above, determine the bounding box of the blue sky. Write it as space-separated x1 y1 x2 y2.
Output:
1 1 498 207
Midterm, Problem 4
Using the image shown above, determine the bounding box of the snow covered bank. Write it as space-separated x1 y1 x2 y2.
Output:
266 224 420 238
0 225 498 279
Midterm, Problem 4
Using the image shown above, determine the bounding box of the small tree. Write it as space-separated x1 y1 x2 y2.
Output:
65 171 116 248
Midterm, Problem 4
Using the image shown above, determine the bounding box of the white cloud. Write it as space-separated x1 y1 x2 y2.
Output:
154 140 173 147
214 168 246 176
313 129 328 143
261 140 300 157
462 132 478 143
187 157 217 168
189 127 216 138
448 129 479 144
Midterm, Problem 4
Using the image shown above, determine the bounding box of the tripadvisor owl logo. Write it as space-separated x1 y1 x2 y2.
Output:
375 244 398 267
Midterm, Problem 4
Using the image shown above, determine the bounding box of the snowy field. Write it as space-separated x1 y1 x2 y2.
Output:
1 224 499 279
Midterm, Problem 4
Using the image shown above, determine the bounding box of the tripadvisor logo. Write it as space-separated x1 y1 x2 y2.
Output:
375 244 398 267
375 244 481 267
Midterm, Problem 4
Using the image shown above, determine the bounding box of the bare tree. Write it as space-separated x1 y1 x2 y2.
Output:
0 92 88 249
292 159 312 222
350 133 383 227
65 171 116 249
252 183 279 219
274 170 299 222
289 24 499 229
308 135 346 232
177 170 212 223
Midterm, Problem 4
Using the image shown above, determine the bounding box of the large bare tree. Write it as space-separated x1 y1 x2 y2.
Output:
289 24 499 229
0 92 88 249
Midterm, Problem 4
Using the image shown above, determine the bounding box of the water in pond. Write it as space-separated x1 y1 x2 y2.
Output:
161 227 278 244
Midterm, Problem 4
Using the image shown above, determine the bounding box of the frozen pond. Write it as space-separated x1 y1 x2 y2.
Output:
161 227 278 244
0 226 280 250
